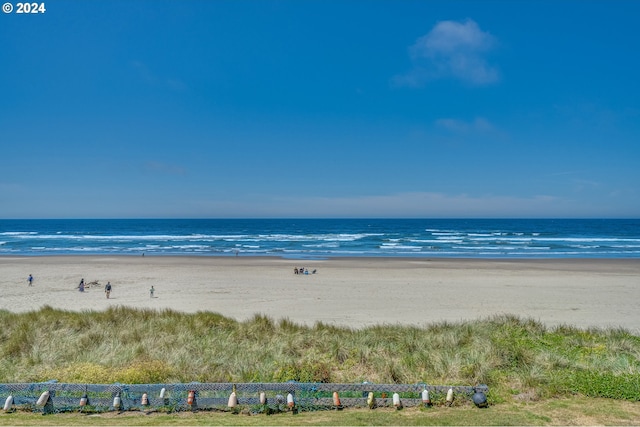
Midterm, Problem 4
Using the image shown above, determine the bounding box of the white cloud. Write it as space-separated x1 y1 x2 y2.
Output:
394 19 500 86
412 19 495 55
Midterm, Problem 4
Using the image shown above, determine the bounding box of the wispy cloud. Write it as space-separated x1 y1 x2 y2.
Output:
131 60 187 92
434 116 509 141
145 161 186 176
188 191 584 218
571 178 602 192
436 117 495 133
394 19 500 87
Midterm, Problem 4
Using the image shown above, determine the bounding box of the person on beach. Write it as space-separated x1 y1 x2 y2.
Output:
78 278 85 292
149 286 155 298
27 274 33 286
105 282 112 299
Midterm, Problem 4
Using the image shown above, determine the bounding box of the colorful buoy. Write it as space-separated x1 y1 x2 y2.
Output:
113 394 121 409
3 395 14 412
421 388 431 406
159 387 169 405
187 390 195 405
392 392 402 409
227 391 238 408
367 392 375 409
286 393 294 409
446 388 454 406
36 391 50 407
472 391 488 408
332 391 341 407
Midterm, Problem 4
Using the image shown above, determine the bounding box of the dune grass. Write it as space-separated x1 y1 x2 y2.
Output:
0 306 639 406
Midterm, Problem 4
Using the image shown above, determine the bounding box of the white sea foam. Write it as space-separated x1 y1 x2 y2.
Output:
303 242 340 248
433 239 465 243
379 243 422 250
2 219 638 258
0 231 38 236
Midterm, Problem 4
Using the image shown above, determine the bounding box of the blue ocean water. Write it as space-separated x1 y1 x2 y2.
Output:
0 218 639 259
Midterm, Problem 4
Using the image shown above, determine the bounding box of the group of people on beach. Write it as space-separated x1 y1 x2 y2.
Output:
293 267 316 275
76 278 113 298
79 279 154 298
28 274 155 299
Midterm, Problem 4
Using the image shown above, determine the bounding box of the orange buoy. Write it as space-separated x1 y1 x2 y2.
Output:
421 389 431 406
332 391 341 407
187 390 195 405
286 393 294 409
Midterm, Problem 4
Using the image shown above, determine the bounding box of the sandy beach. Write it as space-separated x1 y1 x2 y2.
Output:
1 256 639 333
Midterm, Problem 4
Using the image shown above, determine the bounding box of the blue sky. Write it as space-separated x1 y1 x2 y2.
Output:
1 0 639 218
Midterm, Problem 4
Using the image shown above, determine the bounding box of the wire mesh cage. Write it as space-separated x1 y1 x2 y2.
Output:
0 381 489 414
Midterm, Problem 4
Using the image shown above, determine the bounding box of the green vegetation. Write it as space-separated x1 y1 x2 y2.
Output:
0 306 639 424
1 306 639 402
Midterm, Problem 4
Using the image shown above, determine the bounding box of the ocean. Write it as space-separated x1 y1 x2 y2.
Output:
0 219 640 259
0 218 639 259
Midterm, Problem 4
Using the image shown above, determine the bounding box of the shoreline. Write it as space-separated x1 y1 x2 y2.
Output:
5 253 640 262
1 256 639 332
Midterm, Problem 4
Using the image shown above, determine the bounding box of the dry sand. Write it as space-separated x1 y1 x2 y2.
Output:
1 256 639 332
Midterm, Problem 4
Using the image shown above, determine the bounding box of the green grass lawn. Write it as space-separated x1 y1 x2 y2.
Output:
1 397 639 426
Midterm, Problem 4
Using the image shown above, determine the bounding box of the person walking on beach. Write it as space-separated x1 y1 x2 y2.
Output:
78 278 85 292
149 286 155 298
105 282 112 299
27 274 33 286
